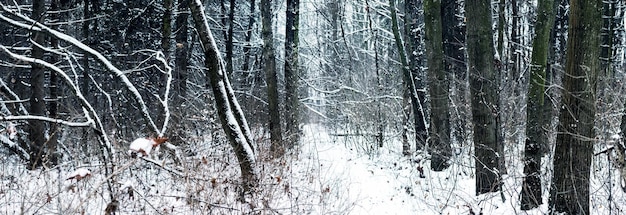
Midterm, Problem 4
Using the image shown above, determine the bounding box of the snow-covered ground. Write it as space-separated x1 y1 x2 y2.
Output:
1 124 625 214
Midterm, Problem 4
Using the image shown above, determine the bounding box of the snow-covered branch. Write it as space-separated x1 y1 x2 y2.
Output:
0 134 29 160
0 45 113 153
0 3 165 136
0 77 28 115
0 115 92 127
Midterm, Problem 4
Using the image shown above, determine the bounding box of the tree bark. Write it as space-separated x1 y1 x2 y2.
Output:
521 0 555 210
162 0 173 58
465 0 501 195
424 0 450 171
241 0 257 73
549 0 601 213
261 0 284 156
28 0 48 169
398 0 428 151
284 0 301 147
170 0 190 146
225 0 235 75
442 0 467 147
189 0 259 191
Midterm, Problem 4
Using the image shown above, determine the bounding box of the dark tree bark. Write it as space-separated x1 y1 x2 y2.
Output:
521 0 555 210
241 0 257 73
442 0 467 147
424 0 450 171
465 0 501 195
162 0 173 58
169 0 190 146
284 0 301 147
261 0 284 156
28 0 48 169
175 0 190 96
549 0 601 213
225 0 235 75
189 0 259 191
401 0 428 151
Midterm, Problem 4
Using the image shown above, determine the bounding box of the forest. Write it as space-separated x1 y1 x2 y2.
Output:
0 0 625 214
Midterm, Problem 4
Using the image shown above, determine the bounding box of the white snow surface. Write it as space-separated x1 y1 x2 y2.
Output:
66 168 91 180
1 124 625 214
128 137 156 156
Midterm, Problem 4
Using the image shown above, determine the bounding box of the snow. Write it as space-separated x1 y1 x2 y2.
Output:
66 168 91 181
129 137 157 157
2 124 626 214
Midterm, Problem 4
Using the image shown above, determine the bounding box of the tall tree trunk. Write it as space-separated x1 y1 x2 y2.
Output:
284 0 300 147
424 0 450 171
521 0 555 210
225 0 235 75
400 0 428 151
241 0 257 73
548 0 601 213
442 0 467 147
170 0 190 145
261 0 283 156
162 0 173 58
28 0 47 169
189 0 259 191
465 0 500 195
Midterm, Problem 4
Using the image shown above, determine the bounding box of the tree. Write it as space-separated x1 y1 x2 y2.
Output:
241 0 257 73
465 0 500 195
284 0 301 146
398 0 428 152
170 0 190 145
261 0 284 156
521 0 555 210
548 0 601 213
162 0 173 58
225 0 235 75
424 0 450 171
189 0 259 191
442 0 467 147
28 0 50 169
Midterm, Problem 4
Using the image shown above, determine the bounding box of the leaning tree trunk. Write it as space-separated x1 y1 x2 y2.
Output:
521 0 555 210
424 0 450 171
465 0 501 195
189 0 259 191
548 0 601 213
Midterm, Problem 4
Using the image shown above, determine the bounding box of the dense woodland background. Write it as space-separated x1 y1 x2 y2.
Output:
0 0 625 214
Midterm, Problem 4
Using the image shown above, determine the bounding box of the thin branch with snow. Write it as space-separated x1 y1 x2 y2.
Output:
0 45 113 154
0 115 92 127
0 3 162 135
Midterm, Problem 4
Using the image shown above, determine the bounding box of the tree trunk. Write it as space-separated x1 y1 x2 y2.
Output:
225 0 235 75
465 0 500 195
241 0 257 73
162 0 173 58
424 0 450 171
521 0 555 210
398 0 427 151
261 0 284 156
28 0 48 169
442 0 467 147
549 0 601 213
284 0 301 147
189 0 259 191
170 0 190 146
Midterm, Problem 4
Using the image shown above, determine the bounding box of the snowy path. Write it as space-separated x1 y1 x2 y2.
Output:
297 125 422 214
